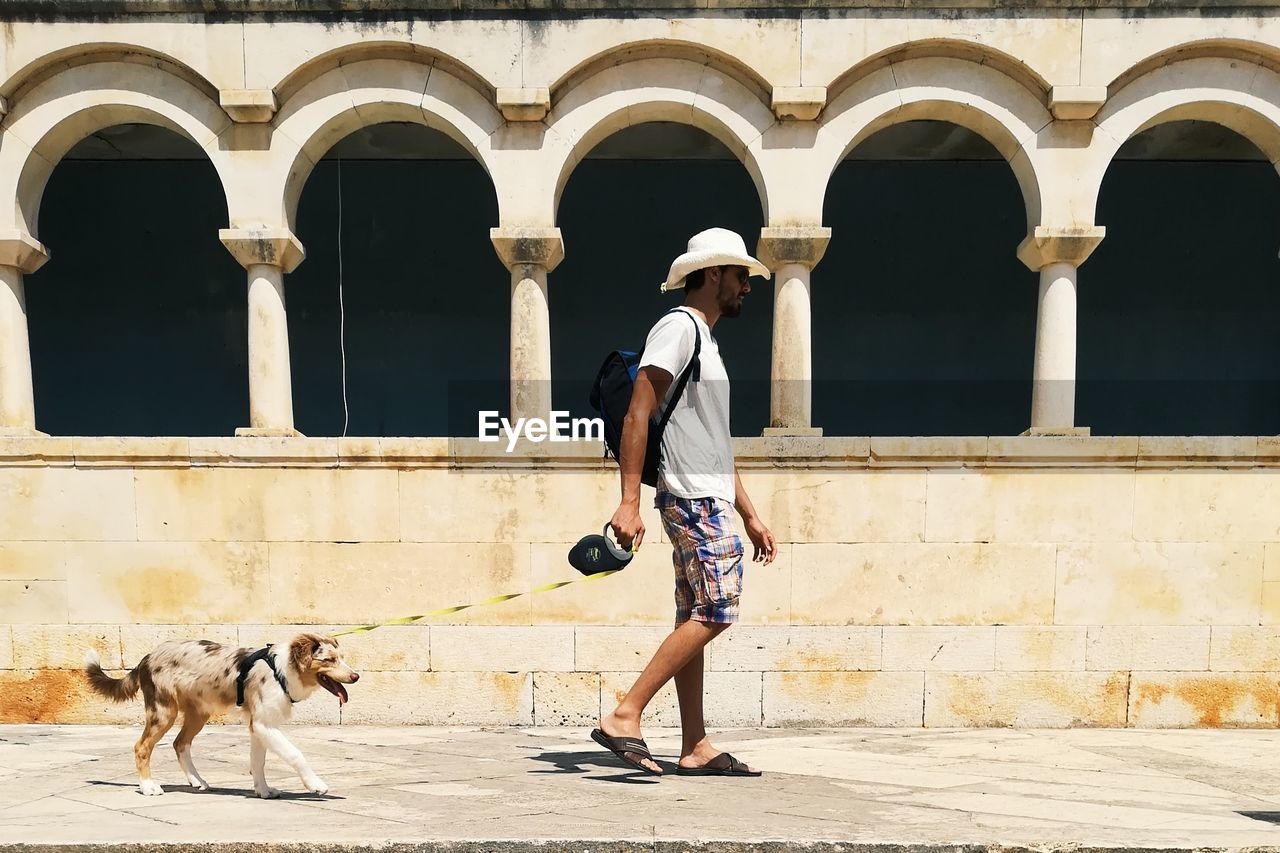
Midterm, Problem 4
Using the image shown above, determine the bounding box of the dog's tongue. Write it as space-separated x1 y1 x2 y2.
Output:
319 674 349 705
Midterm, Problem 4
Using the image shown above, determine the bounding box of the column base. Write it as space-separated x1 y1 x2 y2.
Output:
0 426 48 436
1021 425 1091 437
762 426 823 437
235 426 305 438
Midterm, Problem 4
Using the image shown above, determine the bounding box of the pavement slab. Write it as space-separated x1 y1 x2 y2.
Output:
2 725 1280 850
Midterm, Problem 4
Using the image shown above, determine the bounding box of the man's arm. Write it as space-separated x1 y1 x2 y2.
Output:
609 366 673 550
734 470 777 565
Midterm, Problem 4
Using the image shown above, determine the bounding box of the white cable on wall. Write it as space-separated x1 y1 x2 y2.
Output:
337 157 350 438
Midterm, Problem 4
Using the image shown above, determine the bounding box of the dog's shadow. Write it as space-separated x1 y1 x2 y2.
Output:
525 749 666 784
86 779 344 800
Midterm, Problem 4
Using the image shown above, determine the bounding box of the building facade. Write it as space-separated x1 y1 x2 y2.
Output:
3 1 1280 726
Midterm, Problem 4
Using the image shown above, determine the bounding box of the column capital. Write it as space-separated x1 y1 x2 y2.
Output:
1017 225 1105 271
219 228 305 274
756 226 832 271
0 231 49 274
490 227 564 273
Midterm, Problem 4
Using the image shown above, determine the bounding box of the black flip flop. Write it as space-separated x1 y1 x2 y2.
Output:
590 728 661 776
675 752 761 777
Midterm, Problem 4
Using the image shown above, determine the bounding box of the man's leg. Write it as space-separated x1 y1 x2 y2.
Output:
600 619 727 774
673 646 709 762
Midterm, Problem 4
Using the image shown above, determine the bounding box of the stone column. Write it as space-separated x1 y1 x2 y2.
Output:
1016 226 1106 435
756 226 832 436
490 227 564 424
219 228 305 436
0 232 50 435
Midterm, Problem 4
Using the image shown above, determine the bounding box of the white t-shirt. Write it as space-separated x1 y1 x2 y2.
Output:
638 310 736 505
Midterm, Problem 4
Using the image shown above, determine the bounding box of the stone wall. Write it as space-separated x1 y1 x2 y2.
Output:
3 435 1279 727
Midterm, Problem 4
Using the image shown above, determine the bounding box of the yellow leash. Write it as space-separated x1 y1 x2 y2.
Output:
333 569 622 637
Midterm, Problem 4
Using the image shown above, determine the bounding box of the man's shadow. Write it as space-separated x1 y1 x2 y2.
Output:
526 749 667 784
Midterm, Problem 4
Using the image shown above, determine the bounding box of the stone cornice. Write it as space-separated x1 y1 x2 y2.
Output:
5 0 1280 16
1 435 1277 471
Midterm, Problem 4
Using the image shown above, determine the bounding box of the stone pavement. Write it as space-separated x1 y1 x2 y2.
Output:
4 725 1280 850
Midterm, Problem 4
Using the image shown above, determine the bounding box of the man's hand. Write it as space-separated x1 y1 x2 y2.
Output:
609 502 645 551
743 515 776 565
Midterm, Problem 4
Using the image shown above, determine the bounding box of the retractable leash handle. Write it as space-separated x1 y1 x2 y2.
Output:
567 523 635 575
602 523 636 559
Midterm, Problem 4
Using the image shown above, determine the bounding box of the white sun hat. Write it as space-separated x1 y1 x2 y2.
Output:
660 227 772 292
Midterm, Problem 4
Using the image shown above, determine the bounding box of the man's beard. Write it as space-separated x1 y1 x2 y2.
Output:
721 298 743 318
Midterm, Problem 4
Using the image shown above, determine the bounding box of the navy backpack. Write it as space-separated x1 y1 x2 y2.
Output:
589 308 702 487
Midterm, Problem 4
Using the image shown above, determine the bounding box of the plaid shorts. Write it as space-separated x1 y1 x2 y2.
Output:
656 491 745 625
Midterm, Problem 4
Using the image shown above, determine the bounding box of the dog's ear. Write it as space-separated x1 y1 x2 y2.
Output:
289 634 318 671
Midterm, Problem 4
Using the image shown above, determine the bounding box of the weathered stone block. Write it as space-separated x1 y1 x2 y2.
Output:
1133 472 1280 542
925 469 1134 542
754 471 926 544
575 627 674 671
534 672 599 726
1210 627 1280 672
341 671 532 725
134 468 398 542
1264 582 1280 625
332 626 429 672
0 580 66 623
65 542 271 624
0 669 139 724
925 672 1128 727
994 627 1087 672
400 469 634 543
764 672 924 727
267 542 531 625
0 542 71 580
1129 673 1280 727
431 626 574 672
0 626 11 669
1055 543 1263 625
882 627 996 671
710 626 880 672
792 543 1055 625
1086 626 1210 671
0 469 136 541
13 625 120 670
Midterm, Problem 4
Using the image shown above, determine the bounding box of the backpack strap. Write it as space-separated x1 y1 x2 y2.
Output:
655 308 702 434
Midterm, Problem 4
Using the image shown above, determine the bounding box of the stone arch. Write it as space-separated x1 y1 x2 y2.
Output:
272 58 503 233
272 41 496 106
0 42 219 105
1086 56 1280 223
545 57 774 224
0 60 232 240
813 57 1049 230
824 38 1052 105
549 40 774 107
1106 39 1280 97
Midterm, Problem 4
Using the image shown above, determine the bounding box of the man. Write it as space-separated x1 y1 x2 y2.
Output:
592 227 778 778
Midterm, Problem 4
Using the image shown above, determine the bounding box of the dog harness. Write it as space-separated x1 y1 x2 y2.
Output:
236 646 295 707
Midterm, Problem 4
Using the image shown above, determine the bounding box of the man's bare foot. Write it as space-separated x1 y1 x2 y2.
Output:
600 710 662 775
678 737 758 773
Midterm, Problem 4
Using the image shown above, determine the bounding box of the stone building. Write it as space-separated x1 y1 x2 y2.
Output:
2 0 1280 726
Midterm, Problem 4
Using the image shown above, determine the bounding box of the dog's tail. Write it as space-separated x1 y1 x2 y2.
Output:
84 649 144 703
